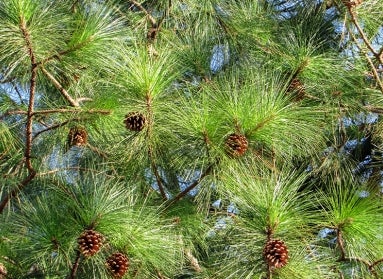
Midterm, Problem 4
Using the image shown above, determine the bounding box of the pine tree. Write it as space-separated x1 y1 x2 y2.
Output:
1 0 383 278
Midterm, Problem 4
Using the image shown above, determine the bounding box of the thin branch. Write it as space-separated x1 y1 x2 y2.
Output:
33 119 72 140
1 108 110 121
347 7 382 65
343 256 371 268
167 162 216 206
0 171 36 213
343 257 378 278
32 108 110 115
335 228 379 278
248 114 276 136
40 66 80 107
370 258 383 276
68 250 82 279
130 0 157 26
336 229 346 261
349 30 383 93
145 93 167 200
185 249 202 273
364 105 383 114
11 80 26 105
371 258 383 268
148 147 167 201
0 71 15 83
87 143 108 159
378 46 383 61
71 0 80 13
38 38 93 66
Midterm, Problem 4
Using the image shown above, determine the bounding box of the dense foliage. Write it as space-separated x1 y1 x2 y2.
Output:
1 0 383 278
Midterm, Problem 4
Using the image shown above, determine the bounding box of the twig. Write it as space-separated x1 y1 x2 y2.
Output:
335 228 379 278
1 108 110 121
87 143 108 159
185 249 202 273
68 250 82 279
349 30 383 93
336 229 346 261
11 80 26 105
71 0 80 13
33 119 72 140
0 171 36 213
32 108 110 115
347 7 382 65
370 258 383 274
145 93 167 200
38 38 92 66
40 66 80 107
129 0 157 26
167 162 216 206
148 147 167 200
364 105 383 114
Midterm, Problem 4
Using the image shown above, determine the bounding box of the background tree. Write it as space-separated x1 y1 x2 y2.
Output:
1 0 383 278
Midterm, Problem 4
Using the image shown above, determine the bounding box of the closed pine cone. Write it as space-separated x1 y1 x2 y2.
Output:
106 252 130 278
77 229 103 257
124 112 146 131
263 239 289 268
225 133 248 157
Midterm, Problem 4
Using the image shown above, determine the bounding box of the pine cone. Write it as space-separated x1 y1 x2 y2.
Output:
77 230 103 257
287 78 305 101
263 239 289 268
225 133 248 157
124 112 146 131
0 263 6 279
106 252 130 278
68 127 87 147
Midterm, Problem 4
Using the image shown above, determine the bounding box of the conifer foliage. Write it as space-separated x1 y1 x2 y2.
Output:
1 0 383 278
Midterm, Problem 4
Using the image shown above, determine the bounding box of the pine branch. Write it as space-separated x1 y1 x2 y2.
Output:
11 80 26 105
130 0 157 27
166 161 216 206
20 17 37 174
336 229 346 261
1 108 110 123
370 258 383 274
185 249 202 273
364 105 383 114
71 0 80 13
0 16 40 214
0 171 36 213
32 108 110 115
40 66 82 107
38 38 93 66
347 6 382 65
32 119 73 140
144 93 167 200
68 250 82 279
348 30 383 93
87 143 108 159
335 228 379 278
148 148 168 200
